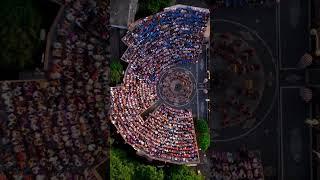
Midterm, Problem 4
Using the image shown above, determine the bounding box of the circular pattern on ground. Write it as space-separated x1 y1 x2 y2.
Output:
213 32 265 127
157 67 197 107
210 19 277 141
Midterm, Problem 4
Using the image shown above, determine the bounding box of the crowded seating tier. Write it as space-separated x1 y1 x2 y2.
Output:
110 6 209 164
111 102 199 163
120 7 209 84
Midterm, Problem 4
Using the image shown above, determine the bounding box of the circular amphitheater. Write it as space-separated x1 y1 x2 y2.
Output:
110 5 210 164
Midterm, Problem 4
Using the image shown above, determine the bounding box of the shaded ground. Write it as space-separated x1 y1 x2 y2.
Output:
0 0 60 80
211 23 272 132
280 87 311 180
278 0 312 179
280 0 309 68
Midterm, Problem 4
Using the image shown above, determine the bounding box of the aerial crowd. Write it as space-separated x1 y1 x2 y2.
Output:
210 148 264 180
121 6 209 84
110 6 210 164
0 0 110 179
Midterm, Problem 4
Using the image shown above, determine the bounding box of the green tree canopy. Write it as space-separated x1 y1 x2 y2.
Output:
111 147 206 180
110 148 135 180
195 119 211 151
196 119 209 134
134 165 164 180
167 165 204 180
111 147 164 180
198 132 210 151
110 59 124 84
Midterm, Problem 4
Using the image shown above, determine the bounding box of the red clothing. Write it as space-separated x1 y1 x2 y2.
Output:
0 175 7 180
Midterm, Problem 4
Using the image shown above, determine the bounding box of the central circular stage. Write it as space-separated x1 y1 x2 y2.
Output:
157 67 196 107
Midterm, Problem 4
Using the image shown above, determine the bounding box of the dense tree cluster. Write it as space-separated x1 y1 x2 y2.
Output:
111 147 164 180
196 118 211 151
111 147 204 180
196 118 209 134
167 165 204 180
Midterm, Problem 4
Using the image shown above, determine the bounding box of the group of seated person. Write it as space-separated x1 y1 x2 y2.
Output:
210 149 264 180
143 105 198 163
120 6 209 84
111 99 199 163
110 6 209 164
0 0 110 179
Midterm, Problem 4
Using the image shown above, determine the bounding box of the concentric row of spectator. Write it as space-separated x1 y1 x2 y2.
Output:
121 6 210 84
110 5 210 164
